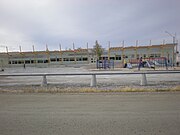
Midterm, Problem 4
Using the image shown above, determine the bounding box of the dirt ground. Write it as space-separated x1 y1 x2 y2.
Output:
0 92 180 135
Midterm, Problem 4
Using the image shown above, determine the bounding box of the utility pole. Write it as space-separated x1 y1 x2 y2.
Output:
59 44 61 51
136 40 138 59
59 44 63 64
87 42 89 64
6 46 8 53
19 45 22 52
165 31 177 66
108 41 110 61
73 43 76 64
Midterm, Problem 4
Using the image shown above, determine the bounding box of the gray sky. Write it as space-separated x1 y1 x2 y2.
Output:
0 0 180 52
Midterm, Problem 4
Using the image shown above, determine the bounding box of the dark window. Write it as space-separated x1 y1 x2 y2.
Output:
115 56 121 60
76 58 82 61
110 57 115 60
63 58 69 61
70 58 75 61
38 60 44 63
150 54 154 58
50 58 56 62
18 61 23 64
83 57 88 61
44 60 49 63
155 54 161 57
25 60 30 64
12 61 17 64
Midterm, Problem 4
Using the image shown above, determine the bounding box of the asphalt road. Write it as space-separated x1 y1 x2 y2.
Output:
0 92 180 135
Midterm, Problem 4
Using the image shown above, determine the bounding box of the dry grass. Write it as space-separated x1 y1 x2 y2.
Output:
171 85 180 91
0 85 180 93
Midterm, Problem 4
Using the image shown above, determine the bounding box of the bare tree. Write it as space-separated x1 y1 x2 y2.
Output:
93 40 103 60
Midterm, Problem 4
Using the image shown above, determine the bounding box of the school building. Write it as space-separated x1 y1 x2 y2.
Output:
0 43 178 68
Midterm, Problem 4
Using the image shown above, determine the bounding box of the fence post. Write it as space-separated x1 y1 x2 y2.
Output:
140 73 147 86
90 74 97 87
41 75 47 86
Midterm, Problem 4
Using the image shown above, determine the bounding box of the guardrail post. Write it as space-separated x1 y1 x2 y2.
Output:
41 75 47 86
90 74 97 87
140 73 147 86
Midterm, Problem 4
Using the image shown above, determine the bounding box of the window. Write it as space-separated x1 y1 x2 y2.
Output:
110 57 115 60
115 56 121 60
76 58 82 61
70 58 75 61
18 61 23 64
137 54 140 58
150 54 154 58
155 54 161 58
63 58 69 61
57 58 62 61
50 58 56 62
25 60 30 64
91 58 94 63
82 57 88 61
44 60 49 63
38 60 43 63
12 61 17 64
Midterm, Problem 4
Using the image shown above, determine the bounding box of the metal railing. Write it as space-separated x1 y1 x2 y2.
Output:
0 70 180 87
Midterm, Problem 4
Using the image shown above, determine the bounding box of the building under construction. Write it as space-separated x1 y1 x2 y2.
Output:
0 43 178 68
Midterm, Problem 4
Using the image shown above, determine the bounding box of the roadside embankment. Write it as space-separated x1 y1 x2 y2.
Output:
0 85 180 93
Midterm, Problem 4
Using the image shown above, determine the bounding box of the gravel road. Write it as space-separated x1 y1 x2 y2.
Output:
0 92 180 135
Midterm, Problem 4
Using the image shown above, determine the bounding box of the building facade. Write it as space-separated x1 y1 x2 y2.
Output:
0 43 178 68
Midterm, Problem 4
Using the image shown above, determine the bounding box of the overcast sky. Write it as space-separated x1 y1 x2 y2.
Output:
0 0 180 52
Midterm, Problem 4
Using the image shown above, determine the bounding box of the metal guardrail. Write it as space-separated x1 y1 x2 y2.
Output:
0 70 180 87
